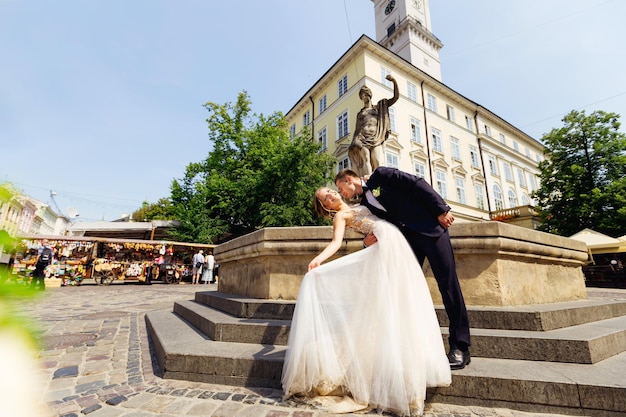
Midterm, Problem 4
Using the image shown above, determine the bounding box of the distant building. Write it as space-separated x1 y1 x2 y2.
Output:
0 183 72 263
285 0 544 223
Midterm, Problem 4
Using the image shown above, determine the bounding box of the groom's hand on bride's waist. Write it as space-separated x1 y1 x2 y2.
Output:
363 233 378 248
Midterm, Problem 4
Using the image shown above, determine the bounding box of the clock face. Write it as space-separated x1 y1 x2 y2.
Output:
384 0 396 15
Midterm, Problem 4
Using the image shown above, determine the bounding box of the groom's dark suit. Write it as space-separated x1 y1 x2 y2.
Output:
361 166 470 351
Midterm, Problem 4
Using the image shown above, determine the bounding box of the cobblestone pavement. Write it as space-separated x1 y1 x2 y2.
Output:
17 282 625 417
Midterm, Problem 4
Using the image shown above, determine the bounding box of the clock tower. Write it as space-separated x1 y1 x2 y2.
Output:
372 0 443 81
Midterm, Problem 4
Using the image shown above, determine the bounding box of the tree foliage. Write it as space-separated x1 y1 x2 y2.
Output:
532 110 626 237
167 92 335 244
131 198 174 222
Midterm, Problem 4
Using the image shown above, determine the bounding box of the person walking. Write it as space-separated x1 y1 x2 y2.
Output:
31 239 53 291
335 167 471 370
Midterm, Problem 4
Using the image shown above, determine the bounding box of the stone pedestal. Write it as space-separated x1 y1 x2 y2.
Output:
214 222 589 306
431 222 589 306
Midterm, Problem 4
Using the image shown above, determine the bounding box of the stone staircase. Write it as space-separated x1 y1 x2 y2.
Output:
146 290 626 416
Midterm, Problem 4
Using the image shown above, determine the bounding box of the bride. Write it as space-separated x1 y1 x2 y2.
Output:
281 187 451 416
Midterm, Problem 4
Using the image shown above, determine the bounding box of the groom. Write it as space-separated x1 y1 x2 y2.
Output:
335 167 471 370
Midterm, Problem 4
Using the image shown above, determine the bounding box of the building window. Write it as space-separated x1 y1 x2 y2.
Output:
386 152 399 168
446 105 456 122
319 95 327 113
431 128 443 153
414 161 426 178
410 117 422 143
469 145 480 168
318 127 327 151
455 176 466 204
407 81 417 102
525 147 531 158
289 124 296 139
517 168 527 188
508 189 518 207
487 154 499 176
499 133 506 144
503 162 513 181
389 107 396 132
427 94 437 113
484 124 492 137
381 67 392 88
435 169 447 198
303 110 310 126
474 183 485 210
493 184 504 210
465 115 474 132
529 175 537 191
337 110 349 138
337 156 350 172
513 141 519 152
338 75 348 97
521 194 530 206
386 22 396 37
450 137 460 160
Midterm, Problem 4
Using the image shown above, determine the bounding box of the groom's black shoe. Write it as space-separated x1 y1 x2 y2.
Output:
448 348 471 370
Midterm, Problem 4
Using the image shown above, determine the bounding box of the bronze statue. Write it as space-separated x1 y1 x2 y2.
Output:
348 74 400 177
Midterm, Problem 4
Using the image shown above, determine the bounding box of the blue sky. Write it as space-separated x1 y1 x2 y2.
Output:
2 0 625 222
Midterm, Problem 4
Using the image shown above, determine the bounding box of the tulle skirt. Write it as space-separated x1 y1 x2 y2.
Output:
281 220 451 416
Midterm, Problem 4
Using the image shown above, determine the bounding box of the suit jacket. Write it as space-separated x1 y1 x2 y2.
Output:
363 166 450 237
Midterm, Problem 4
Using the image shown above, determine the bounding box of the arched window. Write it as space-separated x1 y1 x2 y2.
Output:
508 188 518 207
493 184 503 211
521 193 530 206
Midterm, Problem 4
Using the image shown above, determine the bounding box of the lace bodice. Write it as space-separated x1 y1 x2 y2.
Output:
348 205 377 235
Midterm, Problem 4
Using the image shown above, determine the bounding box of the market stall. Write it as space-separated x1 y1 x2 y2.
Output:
14 235 215 286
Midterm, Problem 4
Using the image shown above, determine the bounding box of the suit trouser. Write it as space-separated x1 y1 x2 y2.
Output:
403 228 471 350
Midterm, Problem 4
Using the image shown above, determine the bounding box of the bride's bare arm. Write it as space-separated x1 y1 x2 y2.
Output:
308 211 348 271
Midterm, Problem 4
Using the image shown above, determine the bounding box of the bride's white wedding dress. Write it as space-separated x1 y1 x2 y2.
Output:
281 206 451 416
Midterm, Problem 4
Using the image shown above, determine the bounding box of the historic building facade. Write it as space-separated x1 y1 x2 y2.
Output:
285 0 544 223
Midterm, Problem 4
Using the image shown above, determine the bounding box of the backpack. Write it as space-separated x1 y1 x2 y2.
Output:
38 247 52 265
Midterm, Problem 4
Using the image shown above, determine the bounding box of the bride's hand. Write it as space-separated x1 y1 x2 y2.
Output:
308 259 321 271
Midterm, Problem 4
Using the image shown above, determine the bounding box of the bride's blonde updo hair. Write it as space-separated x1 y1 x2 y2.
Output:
313 187 338 219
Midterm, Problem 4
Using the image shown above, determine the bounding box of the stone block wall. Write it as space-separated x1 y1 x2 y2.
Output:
214 222 589 306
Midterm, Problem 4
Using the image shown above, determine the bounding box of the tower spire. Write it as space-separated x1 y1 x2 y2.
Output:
372 0 443 81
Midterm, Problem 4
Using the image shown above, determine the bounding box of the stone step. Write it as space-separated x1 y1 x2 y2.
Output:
442 298 626 331
444 314 626 364
146 309 285 389
146 309 626 416
431 353 626 416
173 299 291 345
194 291 295 320
196 291 626 331
186 293 626 364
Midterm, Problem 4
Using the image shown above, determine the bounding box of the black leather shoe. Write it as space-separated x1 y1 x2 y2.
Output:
448 348 471 370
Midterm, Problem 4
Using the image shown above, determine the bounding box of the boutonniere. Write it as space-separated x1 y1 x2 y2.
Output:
372 187 381 198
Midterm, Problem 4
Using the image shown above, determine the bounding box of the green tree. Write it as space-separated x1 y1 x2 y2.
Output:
167 92 335 243
131 198 174 222
532 110 626 237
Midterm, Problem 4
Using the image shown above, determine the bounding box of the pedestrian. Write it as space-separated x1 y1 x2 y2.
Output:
31 239 53 291
191 249 204 285
202 250 215 284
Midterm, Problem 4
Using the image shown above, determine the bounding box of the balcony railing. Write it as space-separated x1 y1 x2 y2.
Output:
490 206 540 229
